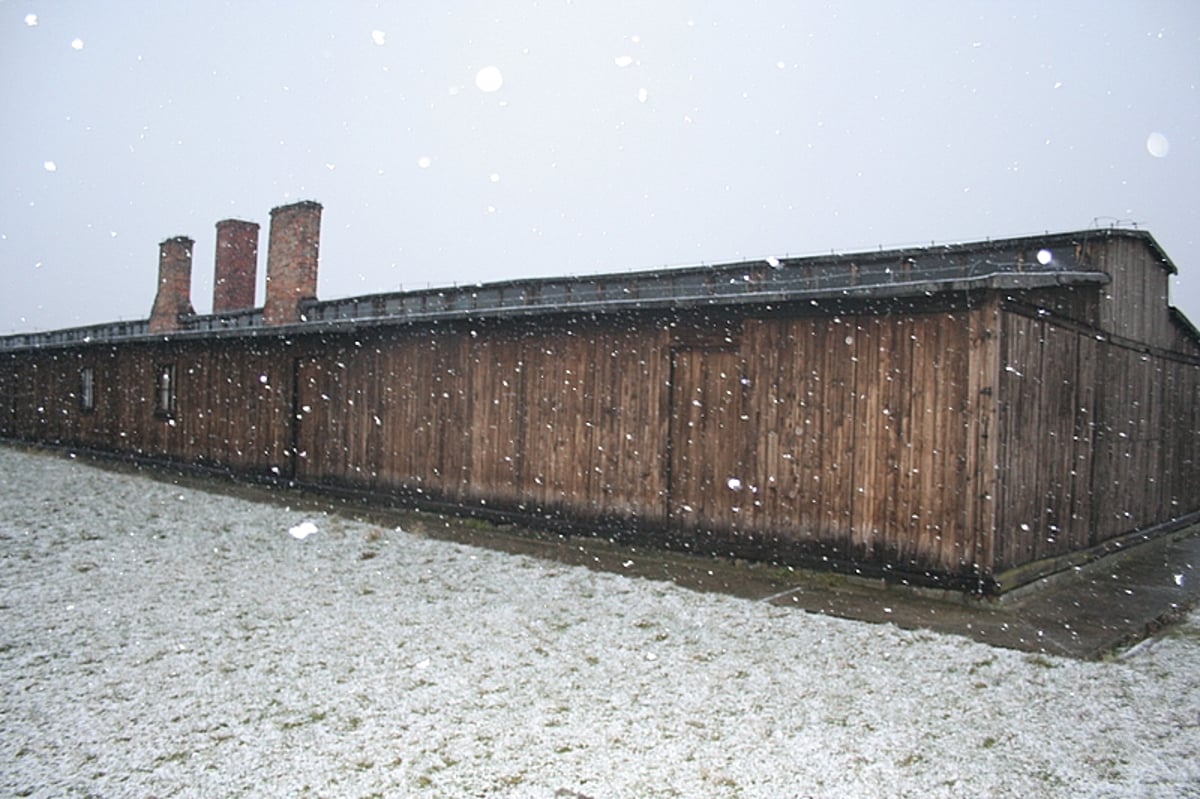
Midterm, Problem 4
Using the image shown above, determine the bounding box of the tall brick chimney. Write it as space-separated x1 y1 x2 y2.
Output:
264 200 322 326
149 236 195 334
212 219 259 314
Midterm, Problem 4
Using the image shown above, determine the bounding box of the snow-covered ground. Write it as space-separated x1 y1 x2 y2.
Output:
1 445 1198 798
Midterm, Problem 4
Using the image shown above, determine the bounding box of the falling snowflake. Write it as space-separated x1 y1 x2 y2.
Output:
1146 132 1170 158
475 65 503 93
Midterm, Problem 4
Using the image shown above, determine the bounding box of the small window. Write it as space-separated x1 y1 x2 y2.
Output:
155 364 176 418
79 367 95 412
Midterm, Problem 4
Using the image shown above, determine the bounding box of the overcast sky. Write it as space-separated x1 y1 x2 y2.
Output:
2 1 1198 333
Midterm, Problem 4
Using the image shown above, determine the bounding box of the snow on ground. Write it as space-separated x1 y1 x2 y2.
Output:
1 445 1198 798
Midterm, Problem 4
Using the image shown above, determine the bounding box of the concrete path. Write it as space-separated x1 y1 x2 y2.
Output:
750 528 1200 659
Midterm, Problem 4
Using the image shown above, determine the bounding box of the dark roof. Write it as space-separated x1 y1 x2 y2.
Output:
0 227 1167 351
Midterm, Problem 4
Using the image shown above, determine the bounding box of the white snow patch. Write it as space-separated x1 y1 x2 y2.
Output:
1 444 1198 797
288 520 319 540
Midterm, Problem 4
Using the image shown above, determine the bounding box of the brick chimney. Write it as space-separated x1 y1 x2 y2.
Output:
212 219 259 314
264 200 322 326
149 236 195 334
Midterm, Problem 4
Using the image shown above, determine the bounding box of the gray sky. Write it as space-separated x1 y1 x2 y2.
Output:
3 1 1198 333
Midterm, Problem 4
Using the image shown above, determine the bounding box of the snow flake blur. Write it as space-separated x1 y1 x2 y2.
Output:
1146 132 1170 158
474 65 503 93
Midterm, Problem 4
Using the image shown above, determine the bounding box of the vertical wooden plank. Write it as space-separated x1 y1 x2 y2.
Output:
939 312 972 573
902 314 928 568
852 316 878 560
966 296 1001 584
797 318 825 540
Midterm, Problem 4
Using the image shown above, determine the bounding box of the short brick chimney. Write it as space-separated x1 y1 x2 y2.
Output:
264 200 322 326
149 236 195 334
212 219 259 314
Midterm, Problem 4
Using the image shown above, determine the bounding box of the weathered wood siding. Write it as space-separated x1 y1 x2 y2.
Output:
994 307 1200 572
0 343 293 474
1089 236 1185 352
285 310 980 578
737 312 976 573
292 318 673 524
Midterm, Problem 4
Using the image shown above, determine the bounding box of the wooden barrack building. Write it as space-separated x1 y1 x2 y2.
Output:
2 201 1198 593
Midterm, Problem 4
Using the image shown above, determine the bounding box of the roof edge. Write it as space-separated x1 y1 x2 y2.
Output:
0 227 1165 350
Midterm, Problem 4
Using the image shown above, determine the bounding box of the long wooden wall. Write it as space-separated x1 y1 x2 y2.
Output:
3 289 1196 589
0 307 985 583
285 311 981 579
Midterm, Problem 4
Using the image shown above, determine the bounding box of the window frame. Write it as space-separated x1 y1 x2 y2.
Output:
154 363 177 419
79 366 95 412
